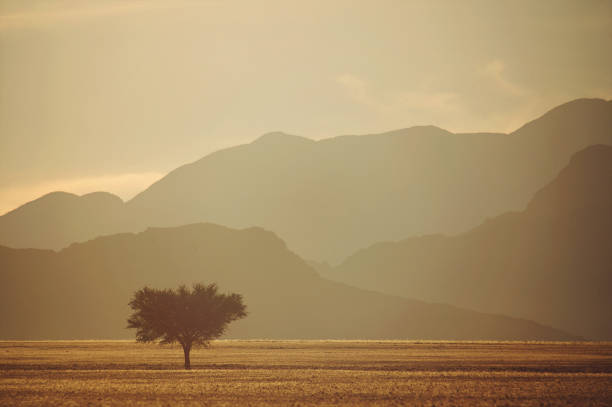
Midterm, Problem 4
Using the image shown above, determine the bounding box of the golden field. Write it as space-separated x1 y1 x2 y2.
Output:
1 340 611 406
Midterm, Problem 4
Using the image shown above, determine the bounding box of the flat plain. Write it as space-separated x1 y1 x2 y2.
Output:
1 340 611 406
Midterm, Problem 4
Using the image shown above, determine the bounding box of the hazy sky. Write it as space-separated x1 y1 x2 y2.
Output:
1 0 611 214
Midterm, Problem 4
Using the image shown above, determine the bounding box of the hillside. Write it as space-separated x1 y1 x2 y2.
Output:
328 145 612 339
0 223 577 340
0 192 128 250
0 98 610 262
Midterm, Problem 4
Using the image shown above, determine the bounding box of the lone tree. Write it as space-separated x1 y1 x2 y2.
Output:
127 283 247 369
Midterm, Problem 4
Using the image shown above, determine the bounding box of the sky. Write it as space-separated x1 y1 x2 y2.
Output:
0 0 611 214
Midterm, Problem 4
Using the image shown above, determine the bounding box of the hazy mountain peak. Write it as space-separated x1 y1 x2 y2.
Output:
0 190 127 250
63 222 291 258
31 190 78 203
142 223 292 254
141 222 285 243
5 191 124 217
80 191 124 204
547 97 610 114
382 125 453 137
324 125 453 144
252 131 314 145
512 97 611 135
1 191 78 217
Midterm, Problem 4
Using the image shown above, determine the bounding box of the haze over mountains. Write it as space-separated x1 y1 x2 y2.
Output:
0 223 577 341
0 98 610 263
326 145 612 340
0 97 609 340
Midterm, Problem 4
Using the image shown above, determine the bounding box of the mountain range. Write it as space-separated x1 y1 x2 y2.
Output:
1 98 610 263
0 97 609 340
0 222 577 340
324 145 612 340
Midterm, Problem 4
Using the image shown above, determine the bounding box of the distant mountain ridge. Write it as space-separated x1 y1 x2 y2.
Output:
0 222 578 340
0 98 610 263
326 145 612 339
0 191 129 249
526 144 612 216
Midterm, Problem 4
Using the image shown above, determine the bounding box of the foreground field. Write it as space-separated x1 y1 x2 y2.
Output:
1 341 611 406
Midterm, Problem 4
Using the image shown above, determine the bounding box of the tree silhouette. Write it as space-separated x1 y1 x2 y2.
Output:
127 283 247 369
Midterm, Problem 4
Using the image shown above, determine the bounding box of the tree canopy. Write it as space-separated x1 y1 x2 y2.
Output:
127 283 247 369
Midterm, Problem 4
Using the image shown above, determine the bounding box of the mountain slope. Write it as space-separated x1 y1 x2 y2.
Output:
0 98 610 262
329 145 612 339
0 191 128 250
0 223 577 340
128 99 611 262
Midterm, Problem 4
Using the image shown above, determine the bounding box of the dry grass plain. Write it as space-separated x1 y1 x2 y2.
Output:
1 340 611 406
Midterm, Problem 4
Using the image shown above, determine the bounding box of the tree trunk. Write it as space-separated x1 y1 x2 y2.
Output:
183 343 191 370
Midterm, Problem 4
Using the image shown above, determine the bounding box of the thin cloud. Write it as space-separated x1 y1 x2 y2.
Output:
335 73 462 129
333 71 557 134
336 73 460 113
482 59 528 97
